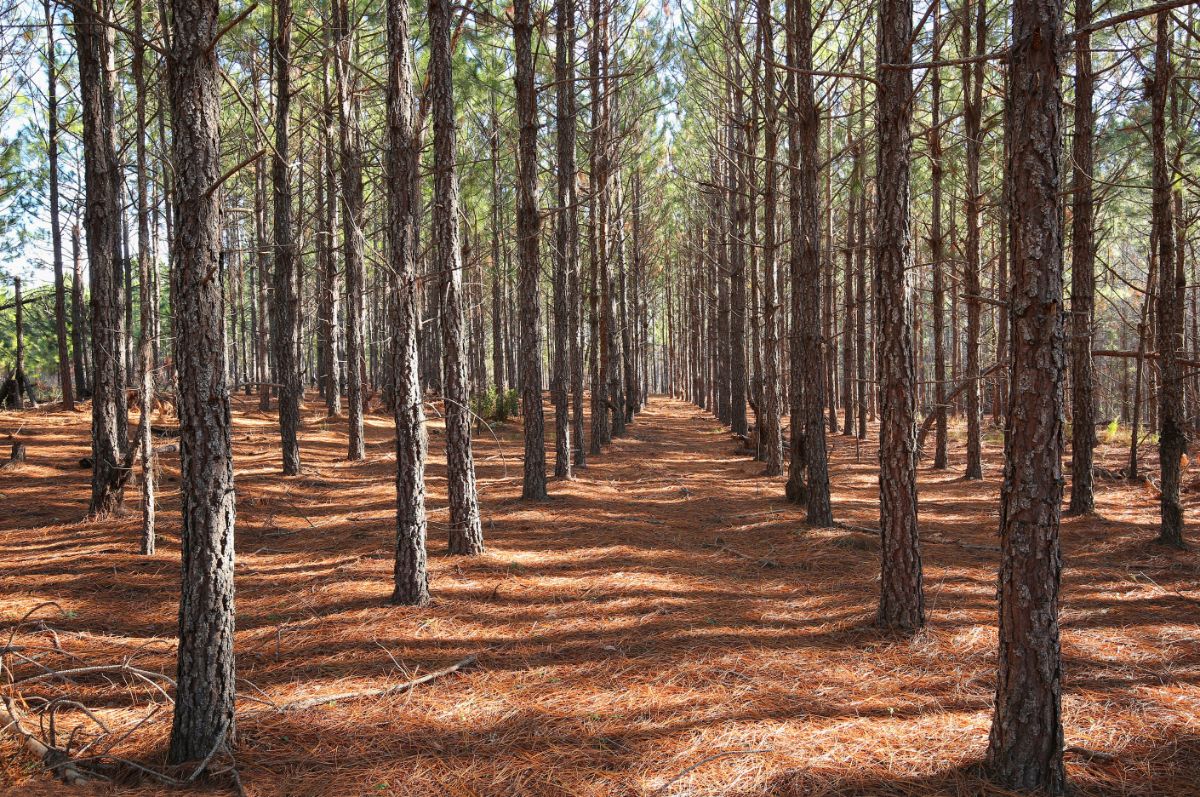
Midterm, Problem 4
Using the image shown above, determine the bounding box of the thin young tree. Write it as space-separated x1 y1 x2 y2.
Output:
333 0 366 461
757 0 783 476
1067 0 1096 514
430 0 484 552
1152 11 1185 549
874 0 924 630
272 0 302 475
516 0 548 497
132 0 155 554
961 0 985 480
166 0 236 763
930 2 948 470
387 0 429 605
44 0 73 412
985 0 1067 786
553 0 578 478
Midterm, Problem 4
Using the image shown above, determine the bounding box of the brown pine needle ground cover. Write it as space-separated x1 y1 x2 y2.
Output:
1 395 1198 796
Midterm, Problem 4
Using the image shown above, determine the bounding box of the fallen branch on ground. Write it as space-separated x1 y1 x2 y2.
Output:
703 539 780 568
271 654 480 713
833 522 998 552
656 748 773 794
0 695 90 785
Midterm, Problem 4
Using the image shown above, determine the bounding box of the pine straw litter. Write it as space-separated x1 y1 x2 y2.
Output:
1 396 1198 796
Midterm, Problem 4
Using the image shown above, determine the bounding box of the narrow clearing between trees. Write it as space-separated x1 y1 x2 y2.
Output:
2 396 1197 796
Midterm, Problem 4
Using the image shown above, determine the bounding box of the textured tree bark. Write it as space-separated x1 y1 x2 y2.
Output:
716 153 732 426
319 61 342 418
985 0 1067 787
926 14 945 468
253 138 271 412
729 59 749 439
961 0 985 480
271 0 302 475
785 0 831 525
854 79 868 441
874 0 924 630
1067 0 1096 514
430 0 484 551
166 0 237 764
133 0 155 554
757 0 783 477
514 0 549 497
386 0 429 606
1152 11 1186 549
930 3 948 471
45 0 73 412
333 0 366 460
552 0 576 479
489 105 505 404
74 0 128 516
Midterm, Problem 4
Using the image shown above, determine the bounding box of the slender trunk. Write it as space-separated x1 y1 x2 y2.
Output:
45 0 73 410
272 0 301 474
71 223 88 398
515 0 549 496
430 0 484 550
1153 12 1185 548
1067 0 1096 513
931 6 948 469
553 0 578 477
133 0 155 553
387 0 429 605
334 0 365 459
757 0 783 476
961 0 985 479
319 60 341 417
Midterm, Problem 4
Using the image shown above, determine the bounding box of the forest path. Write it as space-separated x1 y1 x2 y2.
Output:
1 396 1197 796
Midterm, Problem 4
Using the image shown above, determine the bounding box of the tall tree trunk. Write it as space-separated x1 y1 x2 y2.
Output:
785 0 831 524
729 55 748 439
334 0 366 460
45 0 73 411
133 0 155 554
554 0 578 477
589 0 611 450
1152 11 1185 549
272 0 302 474
1067 0 1096 514
875 0 924 630
319 60 342 417
166 0 236 764
387 0 429 605
961 0 985 480
74 0 128 517
489 105 505 404
985 0 1067 786
515 0 549 497
430 0 484 551
930 3 948 470
757 0 783 476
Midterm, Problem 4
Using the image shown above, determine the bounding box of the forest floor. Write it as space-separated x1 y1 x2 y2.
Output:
1 394 1198 796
